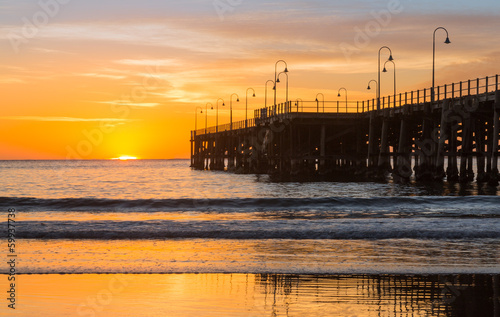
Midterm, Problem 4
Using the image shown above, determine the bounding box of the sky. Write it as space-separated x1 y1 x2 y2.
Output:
1 0 500 159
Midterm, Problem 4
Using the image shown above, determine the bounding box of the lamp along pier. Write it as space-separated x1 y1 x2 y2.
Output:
191 75 500 184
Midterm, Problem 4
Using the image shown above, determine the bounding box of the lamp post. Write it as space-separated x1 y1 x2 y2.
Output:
378 46 394 111
205 102 212 133
265 80 275 108
195 106 203 131
216 98 225 132
367 80 377 111
315 93 325 113
277 71 289 103
383 60 396 107
245 88 256 128
295 98 303 112
274 60 288 106
337 87 347 113
230 93 239 130
432 27 451 102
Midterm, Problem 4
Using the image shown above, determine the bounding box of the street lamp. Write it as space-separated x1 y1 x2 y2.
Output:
265 79 275 108
205 102 212 133
195 106 203 131
383 60 396 107
367 79 378 111
378 46 394 110
295 98 303 112
245 88 256 128
230 93 240 130
337 87 347 113
367 79 377 91
432 27 451 102
216 98 225 132
277 71 289 103
315 93 325 113
274 60 288 106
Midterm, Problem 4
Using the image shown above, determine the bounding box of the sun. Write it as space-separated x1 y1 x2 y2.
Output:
111 155 138 161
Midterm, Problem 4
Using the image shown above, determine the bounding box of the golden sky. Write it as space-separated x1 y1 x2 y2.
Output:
1 0 500 159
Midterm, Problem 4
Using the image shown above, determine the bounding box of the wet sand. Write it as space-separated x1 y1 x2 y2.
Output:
2 273 498 316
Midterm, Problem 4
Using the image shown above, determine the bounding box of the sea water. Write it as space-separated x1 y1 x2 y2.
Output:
0 160 499 316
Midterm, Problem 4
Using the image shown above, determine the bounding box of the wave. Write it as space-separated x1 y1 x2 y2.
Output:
12 218 500 240
2 196 500 213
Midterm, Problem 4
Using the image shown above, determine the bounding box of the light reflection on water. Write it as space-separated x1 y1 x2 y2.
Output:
14 239 500 274
1 159 499 199
4 274 498 317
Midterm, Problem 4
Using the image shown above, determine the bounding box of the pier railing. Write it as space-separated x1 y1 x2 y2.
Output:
194 74 499 136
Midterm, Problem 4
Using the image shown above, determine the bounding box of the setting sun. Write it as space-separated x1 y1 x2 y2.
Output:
112 156 138 161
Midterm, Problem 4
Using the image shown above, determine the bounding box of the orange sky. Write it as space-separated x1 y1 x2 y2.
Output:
1 0 500 159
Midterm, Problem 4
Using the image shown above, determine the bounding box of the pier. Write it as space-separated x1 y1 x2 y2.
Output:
191 75 500 184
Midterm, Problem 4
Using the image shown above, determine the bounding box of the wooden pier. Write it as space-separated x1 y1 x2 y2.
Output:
191 75 500 183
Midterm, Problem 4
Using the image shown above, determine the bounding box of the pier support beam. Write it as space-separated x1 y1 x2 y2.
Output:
446 104 460 182
435 100 449 180
489 90 500 185
459 100 474 183
394 106 412 182
475 116 487 182
415 104 435 182
320 125 326 173
377 110 391 177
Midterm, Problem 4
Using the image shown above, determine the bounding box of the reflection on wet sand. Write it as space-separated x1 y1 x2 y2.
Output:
5 274 498 316
255 274 499 317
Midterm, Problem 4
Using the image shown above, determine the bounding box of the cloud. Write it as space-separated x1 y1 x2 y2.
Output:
77 73 126 80
0 116 135 122
97 101 161 108
115 59 180 67
0 78 25 84
30 47 73 54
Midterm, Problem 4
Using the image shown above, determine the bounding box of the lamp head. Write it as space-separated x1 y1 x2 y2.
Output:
223 103 225 106
383 67 387 73
337 93 341 97
252 93 256 97
367 85 371 90
444 37 451 44
315 98 318 102
284 67 288 73
273 86 275 90
237 98 240 102
388 55 394 61
276 78 281 83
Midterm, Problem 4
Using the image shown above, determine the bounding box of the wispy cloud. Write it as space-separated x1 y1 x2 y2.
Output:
30 47 72 54
97 101 161 108
0 78 25 84
115 59 179 67
77 73 126 80
0 116 135 122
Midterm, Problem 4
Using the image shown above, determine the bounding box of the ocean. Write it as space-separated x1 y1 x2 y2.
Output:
1 159 499 316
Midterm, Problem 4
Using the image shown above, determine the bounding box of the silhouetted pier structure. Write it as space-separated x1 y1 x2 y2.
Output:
191 75 500 183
